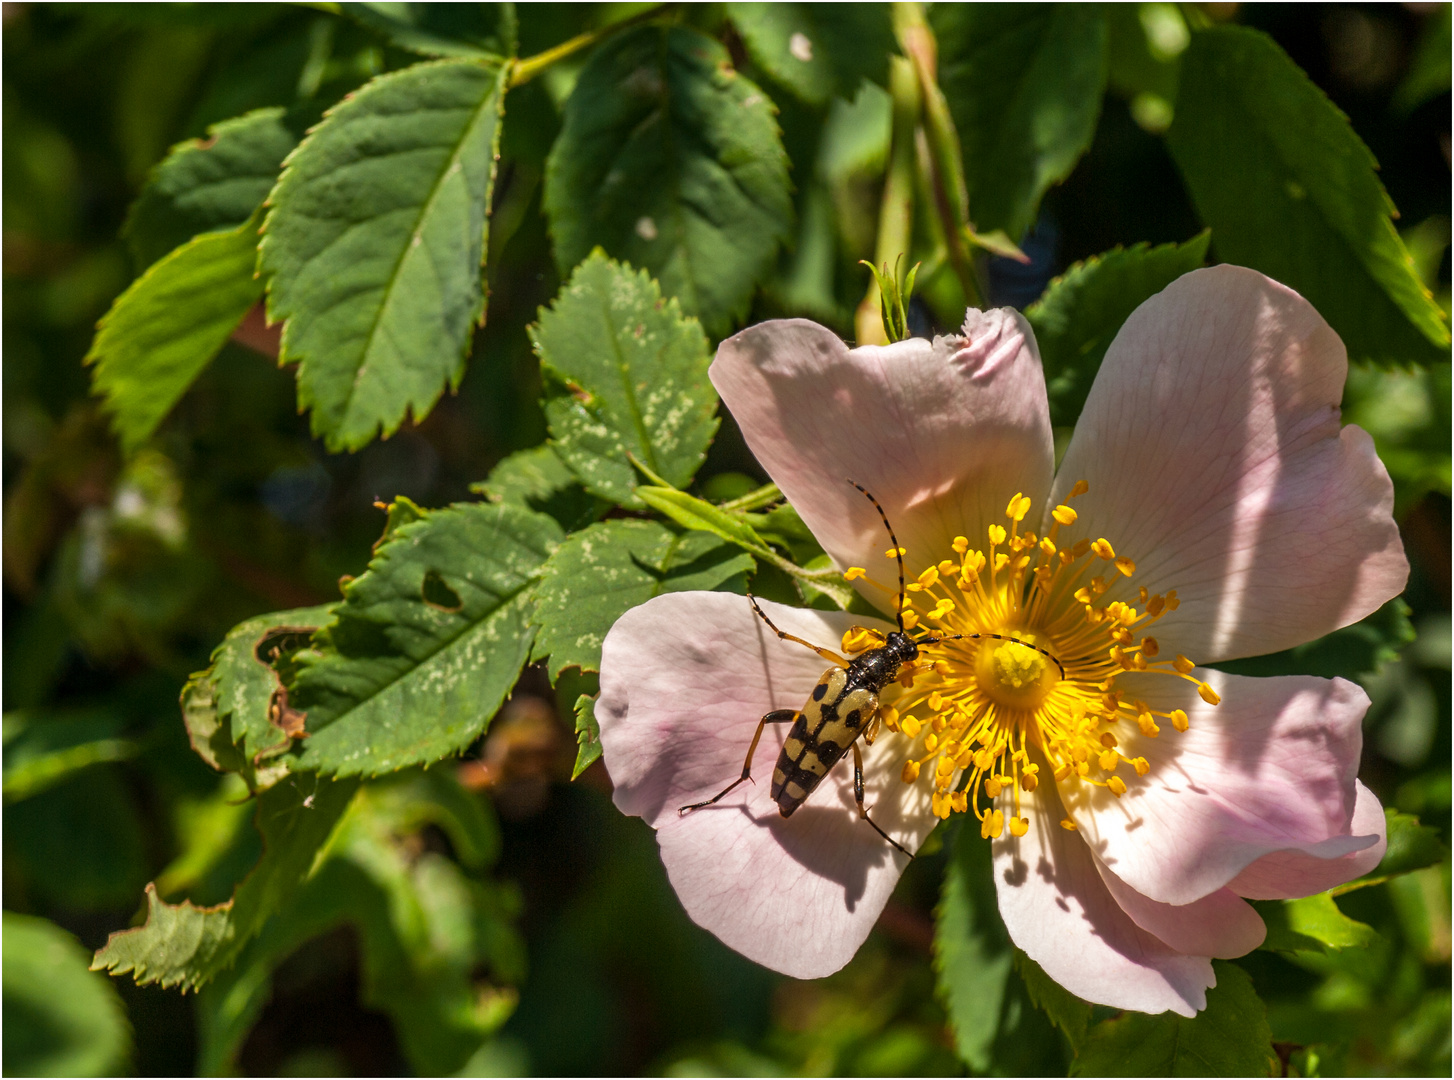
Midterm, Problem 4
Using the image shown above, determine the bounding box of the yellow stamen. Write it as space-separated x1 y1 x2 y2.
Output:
881 486 1209 836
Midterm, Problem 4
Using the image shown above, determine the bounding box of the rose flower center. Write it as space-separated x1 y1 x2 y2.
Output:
842 482 1222 840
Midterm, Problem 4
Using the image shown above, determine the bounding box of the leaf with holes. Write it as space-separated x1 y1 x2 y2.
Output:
532 252 718 506
727 3 894 106
124 107 299 269
194 770 523 1075
260 58 508 451
182 604 334 791
531 519 754 682
934 5 1108 242
544 27 794 336
1027 232 1210 426
1167 25 1450 367
87 215 264 454
91 774 358 991
1071 962 1279 1077
287 502 563 776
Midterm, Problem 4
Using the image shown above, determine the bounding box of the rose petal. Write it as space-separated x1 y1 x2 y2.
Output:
1228 781 1388 899
1094 859 1266 958
1065 670 1378 905
994 777 1215 1017
1050 265 1407 664
597 592 933 978
712 313 1054 609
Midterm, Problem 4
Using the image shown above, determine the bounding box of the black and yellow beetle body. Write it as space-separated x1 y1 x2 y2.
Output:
770 630 918 815
678 481 1063 858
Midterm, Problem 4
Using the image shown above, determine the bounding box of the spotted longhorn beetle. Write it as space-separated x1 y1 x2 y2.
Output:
678 481 1066 856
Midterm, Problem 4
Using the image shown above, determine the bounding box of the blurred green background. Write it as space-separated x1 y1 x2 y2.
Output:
3 3 1448 1075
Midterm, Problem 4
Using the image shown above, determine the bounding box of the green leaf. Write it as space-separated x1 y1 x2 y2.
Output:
87 215 264 454
1345 809 1449 885
260 58 508 451
470 444 606 531
1072 962 1279 1077
473 444 578 505
92 774 359 990
1015 949 1093 1052
531 519 754 682
182 604 336 791
1166 26 1450 367
636 485 774 555
933 819 1015 1070
288 502 563 776
123 106 298 268
1215 597 1414 682
2 711 135 803
533 252 718 506
1256 892 1379 955
573 693 602 779
934 4 1109 241
4 913 131 1076
336 2 514 59
726 3 894 106
544 27 795 336
1026 232 1211 426
195 770 523 1076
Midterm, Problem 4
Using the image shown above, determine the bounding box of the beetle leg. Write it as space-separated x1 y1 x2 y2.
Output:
862 713 882 746
747 594 850 668
679 710 799 814
853 742 913 858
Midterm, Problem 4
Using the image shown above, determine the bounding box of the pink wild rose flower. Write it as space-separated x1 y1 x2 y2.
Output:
595 266 1407 1015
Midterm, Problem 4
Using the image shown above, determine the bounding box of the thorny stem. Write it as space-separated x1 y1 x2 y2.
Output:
509 4 676 88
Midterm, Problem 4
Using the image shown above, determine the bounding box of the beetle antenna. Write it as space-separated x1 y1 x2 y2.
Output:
917 631 1066 681
849 480 906 633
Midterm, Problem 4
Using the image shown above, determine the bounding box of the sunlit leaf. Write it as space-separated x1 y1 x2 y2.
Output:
1167 25 1450 367
531 519 754 682
260 58 508 450
1361 809 1448 882
726 3 893 106
91 775 358 990
288 502 562 776
934 4 1108 241
1257 892 1379 955
544 27 794 335
87 216 263 454
1026 232 1210 426
1072 961 1278 1076
124 106 298 268
4 913 131 1076
533 253 718 506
